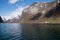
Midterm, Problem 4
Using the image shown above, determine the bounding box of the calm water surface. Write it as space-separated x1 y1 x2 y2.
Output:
0 23 60 40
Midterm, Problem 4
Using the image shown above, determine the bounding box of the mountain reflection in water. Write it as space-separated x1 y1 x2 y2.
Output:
0 23 60 40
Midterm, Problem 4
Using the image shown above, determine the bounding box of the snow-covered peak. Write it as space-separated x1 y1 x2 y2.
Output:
1 6 29 21
1 6 25 21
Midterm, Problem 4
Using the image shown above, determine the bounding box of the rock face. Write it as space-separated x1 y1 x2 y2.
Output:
0 16 4 23
20 1 60 23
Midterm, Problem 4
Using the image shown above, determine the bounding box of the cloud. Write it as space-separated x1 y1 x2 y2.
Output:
2 6 29 20
9 6 24 18
6 6 24 20
9 0 19 4
2 5 29 21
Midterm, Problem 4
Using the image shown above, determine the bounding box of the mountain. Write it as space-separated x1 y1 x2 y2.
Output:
20 1 60 23
4 15 20 23
0 16 4 23
5 18 19 23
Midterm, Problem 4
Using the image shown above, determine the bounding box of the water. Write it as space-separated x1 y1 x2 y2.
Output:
0 23 60 40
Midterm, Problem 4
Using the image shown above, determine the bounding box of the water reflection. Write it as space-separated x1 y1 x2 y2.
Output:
0 23 60 40
0 23 22 40
21 24 60 40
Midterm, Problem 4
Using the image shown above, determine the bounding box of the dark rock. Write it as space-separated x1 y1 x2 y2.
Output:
55 3 60 16
45 2 60 18
0 16 4 23
30 13 41 20
45 8 56 18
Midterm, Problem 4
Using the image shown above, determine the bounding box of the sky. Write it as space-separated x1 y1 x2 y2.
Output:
0 0 56 20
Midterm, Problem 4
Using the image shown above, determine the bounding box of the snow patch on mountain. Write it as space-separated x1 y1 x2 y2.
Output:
2 6 29 21
1 6 23 21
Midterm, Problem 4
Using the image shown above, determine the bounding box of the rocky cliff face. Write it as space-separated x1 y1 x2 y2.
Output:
0 16 4 23
20 1 60 23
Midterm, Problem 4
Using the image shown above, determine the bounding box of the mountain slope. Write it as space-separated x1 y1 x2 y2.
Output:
20 1 60 23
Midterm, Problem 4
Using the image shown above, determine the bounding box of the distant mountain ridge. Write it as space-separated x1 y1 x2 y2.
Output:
4 15 20 23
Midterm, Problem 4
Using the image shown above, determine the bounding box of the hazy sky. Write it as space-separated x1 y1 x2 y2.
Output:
0 0 55 19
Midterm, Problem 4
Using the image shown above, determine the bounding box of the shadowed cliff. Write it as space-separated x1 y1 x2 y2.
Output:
0 16 4 23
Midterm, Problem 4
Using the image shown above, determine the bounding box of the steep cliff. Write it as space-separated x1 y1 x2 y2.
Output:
0 16 4 23
20 1 60 23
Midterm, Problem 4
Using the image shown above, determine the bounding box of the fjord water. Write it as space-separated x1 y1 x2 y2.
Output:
0 23 60 40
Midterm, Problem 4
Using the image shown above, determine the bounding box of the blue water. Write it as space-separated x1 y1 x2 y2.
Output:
0 23 60 40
